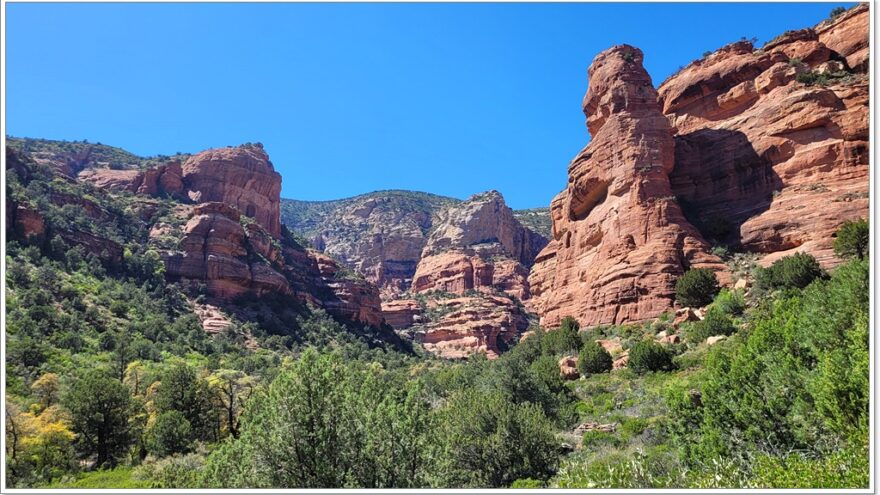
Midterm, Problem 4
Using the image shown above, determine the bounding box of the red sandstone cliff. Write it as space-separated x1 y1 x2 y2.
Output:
529 5 868 329
528 45 724 329
660 4 869 268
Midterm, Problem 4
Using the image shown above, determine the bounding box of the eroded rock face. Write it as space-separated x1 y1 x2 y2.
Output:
659 5 868 268
79 161 185 199
412 191 546 299
308 252 385 328
421 190 546 266
816 4 869 72
162 202 291 300
415 294 530 359
528 45 724 329
304 193 448 296
381 299 423 330
182 144 282 238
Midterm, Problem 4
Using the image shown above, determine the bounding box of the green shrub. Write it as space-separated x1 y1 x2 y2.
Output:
833 218 868 260
577 341 613 375
672 259 868 464
628 341 674 374
511 478 545 488
675 269 719 307
713 289 745 316
755 252 825 292
829 6 846 19
146 411 192 457
581 430 621 448
619 417 649 440
686 307 737 344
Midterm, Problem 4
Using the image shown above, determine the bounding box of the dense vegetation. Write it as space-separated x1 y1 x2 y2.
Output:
4 147 869 489
7 136 190 172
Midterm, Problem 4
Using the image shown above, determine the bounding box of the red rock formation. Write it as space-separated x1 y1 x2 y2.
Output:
162 202 291 300
308 252 385 328
11 203 46 241
79 161 185 199
816 4 869 72
421 190 546 266
528 45 724 329
412 191 544 299
182 144 282 238
381 299 422 330
416 294 529 359
659 5 868 268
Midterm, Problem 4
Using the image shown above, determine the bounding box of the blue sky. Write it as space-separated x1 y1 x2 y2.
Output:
6 2 855 209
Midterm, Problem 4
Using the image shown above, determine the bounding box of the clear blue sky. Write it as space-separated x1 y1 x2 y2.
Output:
6 2 854 209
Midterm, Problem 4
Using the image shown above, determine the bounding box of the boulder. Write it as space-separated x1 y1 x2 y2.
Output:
559 355 580 380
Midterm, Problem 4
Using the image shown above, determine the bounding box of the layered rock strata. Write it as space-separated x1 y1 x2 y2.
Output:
528 45 724 328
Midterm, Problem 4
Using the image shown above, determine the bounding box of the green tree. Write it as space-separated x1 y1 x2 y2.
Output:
756 252 825 292
207 370 256 438
154 364 216 442
200 349 431 488
577 341 613 375
62 370 133 467
675 268 719 307
670 259 868 463
542 317 582 356
431 389 559 487
833 218 868 260
146 411 192 457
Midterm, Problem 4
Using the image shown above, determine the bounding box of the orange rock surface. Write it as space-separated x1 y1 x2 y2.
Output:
528 45 724 329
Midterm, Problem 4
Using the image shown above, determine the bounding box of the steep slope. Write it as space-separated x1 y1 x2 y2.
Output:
7 136 190 177
390 191 548 359
413 190 547 298
11 144 390 333
281 191 551 297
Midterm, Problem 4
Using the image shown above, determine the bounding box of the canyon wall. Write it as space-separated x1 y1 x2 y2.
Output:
529 5 869 329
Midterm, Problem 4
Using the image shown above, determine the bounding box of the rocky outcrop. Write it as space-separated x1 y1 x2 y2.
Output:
10 203 46 241
529 8 867 329
421 190 546 266
287 192 456 296
412 191 546 299
162 202 291 300
528 45 724 329
79 161 185 199
398 192 544 357
381 299 423 330
182 144 282 238
816 4 869 73
308 252 385 328
414 294 530 359
659 5 868 268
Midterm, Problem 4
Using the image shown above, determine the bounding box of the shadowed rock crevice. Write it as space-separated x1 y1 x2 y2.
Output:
671 129 783 247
